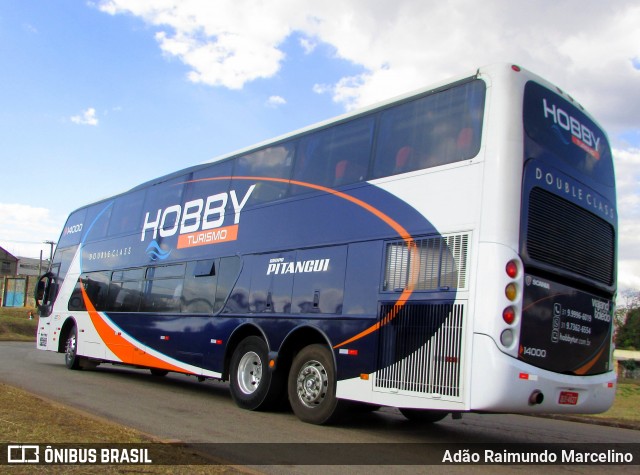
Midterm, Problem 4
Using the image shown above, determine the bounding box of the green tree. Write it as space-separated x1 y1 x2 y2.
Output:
616 291 639 327
616 307 640 350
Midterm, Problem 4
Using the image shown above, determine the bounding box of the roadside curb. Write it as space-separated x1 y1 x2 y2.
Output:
532 413 640 431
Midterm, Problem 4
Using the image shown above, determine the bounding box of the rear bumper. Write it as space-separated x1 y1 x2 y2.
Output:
470 333 616 413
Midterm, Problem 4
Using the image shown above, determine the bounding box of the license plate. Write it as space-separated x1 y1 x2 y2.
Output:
558 391 579 405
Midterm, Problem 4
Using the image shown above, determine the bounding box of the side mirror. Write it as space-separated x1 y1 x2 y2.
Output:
36 280 46 300
35 272 56 317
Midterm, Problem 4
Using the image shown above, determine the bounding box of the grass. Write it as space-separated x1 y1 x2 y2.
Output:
589 379 640 424
0 307 38 342
0 383 239 474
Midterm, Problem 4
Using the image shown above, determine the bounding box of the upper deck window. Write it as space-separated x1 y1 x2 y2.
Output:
292 116 375 192
372 79 485 178
234 143 295 203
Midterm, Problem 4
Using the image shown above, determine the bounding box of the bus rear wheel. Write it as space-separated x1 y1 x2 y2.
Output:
288 344 341 425
229 336 282 411
64 325 82 370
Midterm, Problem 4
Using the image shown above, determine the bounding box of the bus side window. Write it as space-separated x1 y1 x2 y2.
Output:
107 189 146 237
291 116 374 193
83 204 111 242
372 80 485 178
214 256 242 314
233 143 294 205
182 259 218 314
108 281 142 312
141 264 185 313
107 268 144 312
68 271 109 311
141 278 183 312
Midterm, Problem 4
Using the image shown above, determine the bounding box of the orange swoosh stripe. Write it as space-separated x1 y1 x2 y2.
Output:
185 176 420 348
80 283 186 373
574 346 606 376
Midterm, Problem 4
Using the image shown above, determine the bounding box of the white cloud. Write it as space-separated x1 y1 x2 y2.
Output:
0 204 63 258
305 1 640 118
265 95 287 108
312 83 331 95
614 148 640 222
22 23 38 34
96 0 640 290
70 107 99 126
299 37 316 54
99 0 295 90
614 148 640 291
619 260 640 293
96 1 640 129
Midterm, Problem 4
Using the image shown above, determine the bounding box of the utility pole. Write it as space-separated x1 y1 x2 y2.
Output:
44 241 55 271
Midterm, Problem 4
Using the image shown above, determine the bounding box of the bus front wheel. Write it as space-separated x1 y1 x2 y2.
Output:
229 336 282 411
288 344 341 425
64 325 82 370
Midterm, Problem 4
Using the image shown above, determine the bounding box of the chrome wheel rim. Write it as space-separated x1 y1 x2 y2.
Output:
65 334 76 365
237 351 262 395
296 360 328 408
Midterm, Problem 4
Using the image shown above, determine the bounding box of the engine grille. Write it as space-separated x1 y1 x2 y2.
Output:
384 233 469 292
526 187 615 286
374 302 464 399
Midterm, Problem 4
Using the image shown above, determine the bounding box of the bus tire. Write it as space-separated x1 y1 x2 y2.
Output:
288 344 341 425
64 325 82 370
229 336 281 411
399 408 449 423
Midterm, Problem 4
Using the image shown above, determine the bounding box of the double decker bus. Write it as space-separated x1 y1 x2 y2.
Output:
35 64 617 424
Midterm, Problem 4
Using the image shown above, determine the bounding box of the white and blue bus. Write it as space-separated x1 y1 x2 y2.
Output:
36 64 617 424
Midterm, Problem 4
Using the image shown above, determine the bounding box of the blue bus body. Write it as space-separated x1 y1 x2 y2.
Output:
36 65 617 424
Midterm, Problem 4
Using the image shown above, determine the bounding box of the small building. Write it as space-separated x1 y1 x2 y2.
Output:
614 349 640 380
0 247 48 308
17 256 49 276
0 246 18 276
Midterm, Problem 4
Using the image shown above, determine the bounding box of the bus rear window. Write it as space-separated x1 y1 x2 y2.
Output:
523 81 614 187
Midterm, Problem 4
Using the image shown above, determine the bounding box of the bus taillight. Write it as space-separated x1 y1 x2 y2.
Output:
505 283 517 301
503 306 516 325
500 329 514 347
501 259 520 348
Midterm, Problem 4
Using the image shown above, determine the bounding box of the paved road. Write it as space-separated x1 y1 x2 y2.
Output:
1 342 638 473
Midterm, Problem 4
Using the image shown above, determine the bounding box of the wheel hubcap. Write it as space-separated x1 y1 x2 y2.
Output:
237 351 262 395
296 360 328 407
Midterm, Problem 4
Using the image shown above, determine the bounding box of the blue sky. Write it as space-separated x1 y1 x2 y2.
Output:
1 0 639 292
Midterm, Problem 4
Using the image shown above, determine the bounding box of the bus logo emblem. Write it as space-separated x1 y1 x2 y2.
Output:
542 98 601 160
